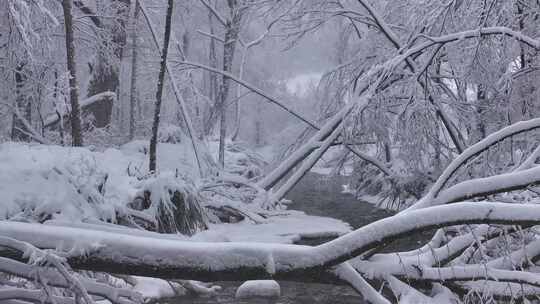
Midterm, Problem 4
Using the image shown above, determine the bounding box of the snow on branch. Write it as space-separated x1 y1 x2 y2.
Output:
43 91 116 128
0 236 141 304
4 202 540 282
407 117 540 211
0 257 141 304
176 60 319 129
176 60 393 183
433 165 540 205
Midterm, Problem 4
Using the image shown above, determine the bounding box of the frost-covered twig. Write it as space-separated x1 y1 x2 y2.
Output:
0 236 96 303
0 288 75 304
0 256 140 304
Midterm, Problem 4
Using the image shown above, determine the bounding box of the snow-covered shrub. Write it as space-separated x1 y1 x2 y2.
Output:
224 141 267 179
130 172 208 235
0 143 117 222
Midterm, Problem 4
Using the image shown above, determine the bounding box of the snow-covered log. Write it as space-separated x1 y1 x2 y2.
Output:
4 202 540 283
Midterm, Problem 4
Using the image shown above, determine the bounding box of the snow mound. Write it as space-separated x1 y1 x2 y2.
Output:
132 276 187 300
235 280 280 299
0 143 118 222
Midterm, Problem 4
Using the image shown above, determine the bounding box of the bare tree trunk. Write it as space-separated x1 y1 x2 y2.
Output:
517 3 527 70
52 69 65 145
11 64 31 142
254 100 262 146
384 143 391 163
476 86 487 142
62 0 83 147
231 46 247 141
217 0 242 168
516 2 530 119
204 9 219 137
149 0 174 173
128 0 139 141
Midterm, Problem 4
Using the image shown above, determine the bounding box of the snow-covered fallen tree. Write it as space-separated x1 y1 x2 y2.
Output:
4 201 540 303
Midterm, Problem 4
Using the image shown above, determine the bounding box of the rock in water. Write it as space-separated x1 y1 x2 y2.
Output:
235 280 280 300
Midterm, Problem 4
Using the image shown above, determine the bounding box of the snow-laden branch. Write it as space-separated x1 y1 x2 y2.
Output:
199 0 228 26
433 165 540 205
364 225 490 269
0 257 140 304
355 0 401 49
345 144 392 176
407 117 540 211
357 260 540 291
423 26 540 49
0 288 75 304
268 119 344 204
176 60 393 181
334 262 391 304
263 26 538 193
354 0 466 153
43 91 116 128
258 63 388 190
392 28 540 71
0 235 141 304
4 202 540 282
175 60 319 129
347 9 540 157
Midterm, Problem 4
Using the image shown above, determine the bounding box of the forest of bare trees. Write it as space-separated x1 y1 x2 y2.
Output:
3 0 540 303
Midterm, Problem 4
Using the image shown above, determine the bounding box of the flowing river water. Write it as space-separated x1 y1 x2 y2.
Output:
170 173 428 303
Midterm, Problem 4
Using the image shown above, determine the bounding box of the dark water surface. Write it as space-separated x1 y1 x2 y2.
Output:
170 173 423 303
